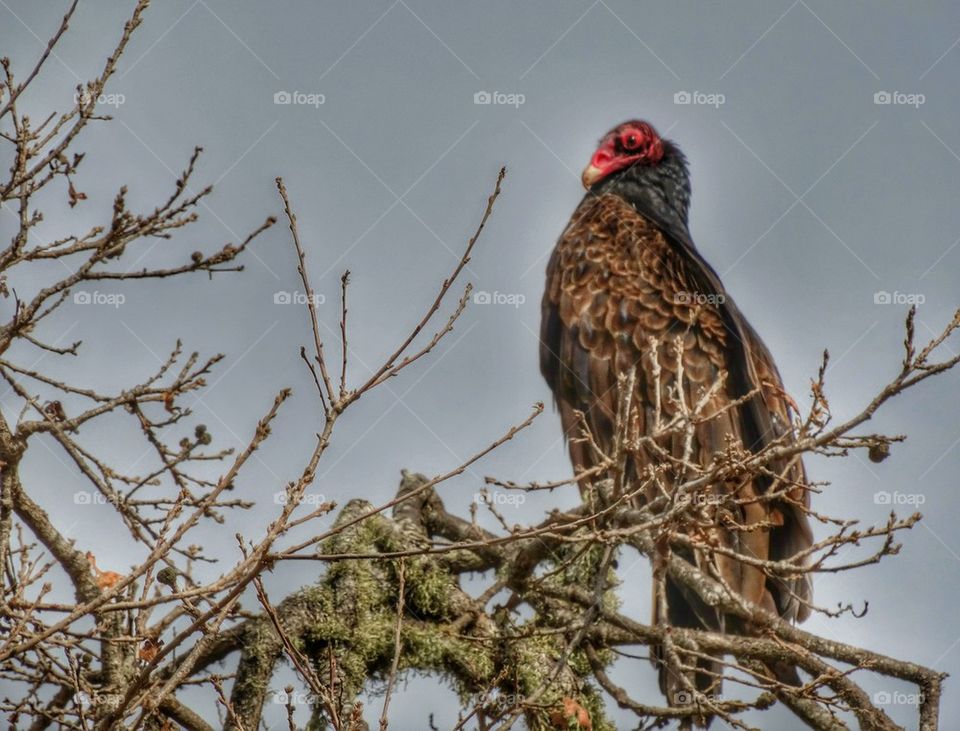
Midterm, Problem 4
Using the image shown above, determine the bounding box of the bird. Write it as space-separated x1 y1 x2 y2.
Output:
539 120 813 724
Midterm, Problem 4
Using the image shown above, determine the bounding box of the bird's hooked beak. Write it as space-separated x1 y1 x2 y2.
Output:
581 163 604 189
581 138 626 189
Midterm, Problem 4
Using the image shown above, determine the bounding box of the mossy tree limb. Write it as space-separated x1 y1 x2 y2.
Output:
224 475 615 731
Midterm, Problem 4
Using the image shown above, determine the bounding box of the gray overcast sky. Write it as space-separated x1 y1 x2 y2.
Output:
2 2 959 729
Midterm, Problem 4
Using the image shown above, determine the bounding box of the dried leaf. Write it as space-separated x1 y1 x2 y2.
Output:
85 551 123 590
549 697 592 730
43 401 66 422
96 570 122 590
68 180 87 208
138 637 163 664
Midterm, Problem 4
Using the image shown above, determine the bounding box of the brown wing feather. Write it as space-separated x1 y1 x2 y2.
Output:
741 325 814 621
540 193 812 632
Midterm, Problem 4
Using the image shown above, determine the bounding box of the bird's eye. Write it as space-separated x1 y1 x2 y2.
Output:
622 133 641 150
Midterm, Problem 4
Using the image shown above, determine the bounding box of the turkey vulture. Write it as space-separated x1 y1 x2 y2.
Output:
539 120 813 718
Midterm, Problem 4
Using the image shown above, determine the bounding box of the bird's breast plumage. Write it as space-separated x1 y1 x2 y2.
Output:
543 193 728 402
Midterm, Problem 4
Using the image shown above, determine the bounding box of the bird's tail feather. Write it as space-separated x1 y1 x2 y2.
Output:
652 571 724 729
